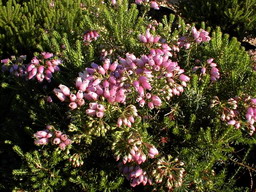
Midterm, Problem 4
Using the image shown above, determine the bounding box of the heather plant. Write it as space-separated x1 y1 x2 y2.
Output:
177 0 256 40
1 0 256 192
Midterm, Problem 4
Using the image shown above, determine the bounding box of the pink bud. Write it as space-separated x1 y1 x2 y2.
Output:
59 142 66 150
207 58 214 64
86 109 96 116
88 92 98 100
151 95 162 107
201 67 206 75
154 36 160 43
53 89 66 102
109 61 118 71
42 52 53 59
116 118 123 128
92 78 101 86
60 134 68 141
148 102 154 109
139 99 145 107
96 111 104 118
35 138 49 145
59 84 70 96
27 64 35 72
53 138 61 145
31 57 40 65
69 102 78 110
76 98 85 106
34 130 48 138
64 139 72 145
28 68 37 79
97 104 105 111
69 94 77 102
55 131 62 137
103 59 110 71
76 77 83 88
179 74 190 82
137 86 145 97
38 65 45 74
97 66 106 75
139 35 147 43
79 80 90 92
76 90 84 99
228 120 236 125
149 147 159 156
150 1 159 10
47 65 55 73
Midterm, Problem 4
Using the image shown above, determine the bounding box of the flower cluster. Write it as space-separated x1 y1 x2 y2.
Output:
117 105 138 127
214 95 256 135
69 153 84 167
191 27 211 43
135 0 160 10
152 156 185 191
52 130 72 150
26 52 61 82
34 129 53 145
34 125 72 150
54 42 190 117
53 84 86 110
118 163 152 187
138 29 161 44
83 30 99 43
114 134 159 187
86 102 105 118
193 58 220 81
1 55 27 77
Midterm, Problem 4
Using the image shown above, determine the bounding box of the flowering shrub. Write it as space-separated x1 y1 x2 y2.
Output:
1 0 256 191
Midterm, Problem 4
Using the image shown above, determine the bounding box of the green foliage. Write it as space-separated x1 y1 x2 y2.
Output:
177 0 256 40
1 0 256 191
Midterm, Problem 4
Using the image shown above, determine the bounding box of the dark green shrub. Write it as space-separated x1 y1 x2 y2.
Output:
177 0 256 40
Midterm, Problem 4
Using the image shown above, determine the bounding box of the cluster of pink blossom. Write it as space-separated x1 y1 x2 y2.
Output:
193 58 220 81
215 95 256 135
83 30 99 43
26 52 61 82
86 102 105 118
135 0 160 10
54 43 190 114
118 163 152 187
118 45 190 107
52 130 72 150
138 29 161 44
218 97 241 129
53 84 86 110
114 134 159 187
116 137 159 166
1 53 61 82
191 27 211 43
34 129 53 145
34 126 72 150
54 58 128 113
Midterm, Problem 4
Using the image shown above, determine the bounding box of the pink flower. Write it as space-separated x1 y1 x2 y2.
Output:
53 138 61 145
179 74 190 82
42 52 53 59
53 89 66 102
59 84 70 96
69 102 78 110
86 109 96 116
